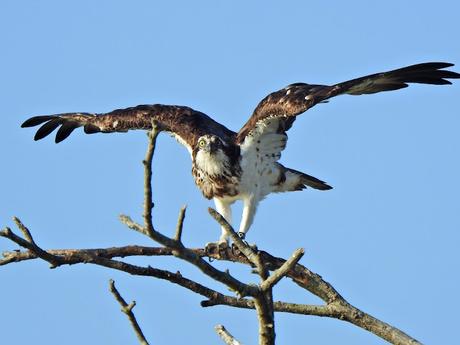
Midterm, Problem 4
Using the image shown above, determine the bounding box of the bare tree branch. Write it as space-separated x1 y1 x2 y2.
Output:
120 216 259 298
174 206 187 242
0 130 423 345
1 224 421 345
143 121 160 237
0 239 422 345
260 248 304 292
0 225 63 268
119 214 149 237
208 208 263 274
109 279 150 345
208 207 275 344
215 324 243 345
12 217 35 243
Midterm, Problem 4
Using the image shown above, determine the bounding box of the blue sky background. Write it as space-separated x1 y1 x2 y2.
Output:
1 1 459 344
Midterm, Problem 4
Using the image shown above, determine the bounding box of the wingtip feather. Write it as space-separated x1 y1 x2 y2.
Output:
33 119 62 141
21 115 56 128
55 122 79 143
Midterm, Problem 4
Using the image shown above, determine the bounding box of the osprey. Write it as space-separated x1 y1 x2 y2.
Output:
22 62 459 243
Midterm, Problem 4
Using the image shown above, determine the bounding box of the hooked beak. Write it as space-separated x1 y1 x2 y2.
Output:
209 142 218 153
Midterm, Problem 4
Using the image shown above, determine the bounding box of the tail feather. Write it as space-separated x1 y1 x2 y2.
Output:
276 163 332 192
298 171 332 191
281 166 332 191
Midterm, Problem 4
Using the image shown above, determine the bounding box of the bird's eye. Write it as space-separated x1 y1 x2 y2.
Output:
199 139 206 147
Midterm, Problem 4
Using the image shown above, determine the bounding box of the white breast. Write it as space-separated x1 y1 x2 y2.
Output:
194 149 229 176
239 134 285 199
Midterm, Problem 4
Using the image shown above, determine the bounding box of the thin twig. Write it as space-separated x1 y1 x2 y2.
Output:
215 324 242 345
174 206 187 242
260 248 304 291
143 122 160 236
109 279 150 345
13 217 35 244
119 215 149 236
0 226 62 268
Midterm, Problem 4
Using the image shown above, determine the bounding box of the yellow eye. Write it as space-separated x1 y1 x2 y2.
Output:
199 139 206 147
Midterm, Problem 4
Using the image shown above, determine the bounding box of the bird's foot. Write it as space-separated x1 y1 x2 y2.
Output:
204 240 229 257
238 232 258 249
232 233 258 253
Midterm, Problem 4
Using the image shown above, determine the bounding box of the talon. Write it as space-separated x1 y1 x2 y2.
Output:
204 242 218 255
205 240 228 257
231 242 239 255
217 241 228 252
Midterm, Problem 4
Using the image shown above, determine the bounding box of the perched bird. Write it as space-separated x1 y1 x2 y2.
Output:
22 62 459 243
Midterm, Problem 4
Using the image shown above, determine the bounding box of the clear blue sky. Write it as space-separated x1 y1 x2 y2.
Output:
1 1 459 344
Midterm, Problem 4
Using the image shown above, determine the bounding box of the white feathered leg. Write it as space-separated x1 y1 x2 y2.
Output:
213 197 233 243
238 194 258 239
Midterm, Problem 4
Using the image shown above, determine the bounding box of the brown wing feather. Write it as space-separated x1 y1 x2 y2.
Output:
22 104 235 148
236 83 330 142
237 62 459 143
337 62 459 95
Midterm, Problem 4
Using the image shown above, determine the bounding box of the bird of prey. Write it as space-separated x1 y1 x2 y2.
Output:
22 62 459 243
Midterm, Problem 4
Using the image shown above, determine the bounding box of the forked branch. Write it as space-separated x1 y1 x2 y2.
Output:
0 128 422 345
109 279 150 345
0 221 421 345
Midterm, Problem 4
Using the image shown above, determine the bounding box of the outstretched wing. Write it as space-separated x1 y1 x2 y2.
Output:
22 104 235 153
236 62 460 147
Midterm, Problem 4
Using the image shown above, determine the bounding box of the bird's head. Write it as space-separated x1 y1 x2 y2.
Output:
193 135 231 175
195 135 226 155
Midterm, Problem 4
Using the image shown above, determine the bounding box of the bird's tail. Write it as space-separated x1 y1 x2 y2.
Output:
279 166 332 192
294 169 333 191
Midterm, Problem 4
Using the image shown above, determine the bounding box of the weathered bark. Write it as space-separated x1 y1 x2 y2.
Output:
0 129 422 345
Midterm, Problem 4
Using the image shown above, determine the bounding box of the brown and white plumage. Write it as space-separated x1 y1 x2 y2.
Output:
22 105 235 149
22 62 460 242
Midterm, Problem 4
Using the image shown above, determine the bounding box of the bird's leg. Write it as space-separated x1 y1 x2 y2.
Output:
213 198 233 245
238 194 257 240
205 198 233 257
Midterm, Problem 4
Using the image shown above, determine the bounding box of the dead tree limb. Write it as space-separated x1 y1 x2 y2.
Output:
0 228 421 345
215 324 243 345
0 129 423 345
109 279 150 345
